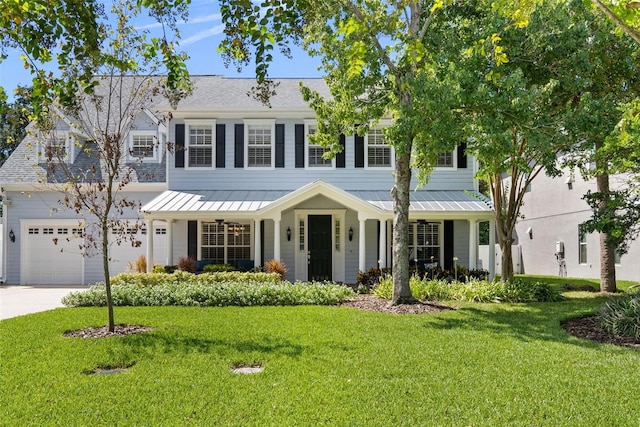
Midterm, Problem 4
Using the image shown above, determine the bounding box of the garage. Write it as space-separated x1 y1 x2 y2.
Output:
22 224 84 285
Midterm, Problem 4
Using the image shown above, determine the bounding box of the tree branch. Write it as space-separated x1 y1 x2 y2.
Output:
592 0 640 44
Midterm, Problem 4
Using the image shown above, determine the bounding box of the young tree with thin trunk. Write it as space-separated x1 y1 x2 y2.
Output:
35 0 187 331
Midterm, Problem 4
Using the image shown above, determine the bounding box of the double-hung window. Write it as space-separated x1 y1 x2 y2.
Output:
409 222 441 265
305 121 333 168
201 222 251 266
436 151 455 168
43 132 69 161
245 120 275 168
129 132 156 161
185 120 215 168
365 127 393 168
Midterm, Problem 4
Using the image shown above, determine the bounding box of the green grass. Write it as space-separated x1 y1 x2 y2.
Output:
515 274 638 292
2 290 640 426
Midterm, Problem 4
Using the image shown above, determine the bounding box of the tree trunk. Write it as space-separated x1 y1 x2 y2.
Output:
500 241 514 282
390 151 416 305
595 162 617 293
102 220 115 332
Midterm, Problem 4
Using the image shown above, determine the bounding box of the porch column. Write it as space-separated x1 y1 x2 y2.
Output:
254 219 262 266
166 219 174 266
489 219 496 280
378 219 387 269
358 218 366 272
146 219 154 272
273 217 281 261
468 219 477 270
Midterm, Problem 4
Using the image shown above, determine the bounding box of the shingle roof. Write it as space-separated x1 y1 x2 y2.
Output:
153 76 329 111
0 135 166 185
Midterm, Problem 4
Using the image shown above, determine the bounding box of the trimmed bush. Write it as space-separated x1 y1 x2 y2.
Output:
202 263 236 273
62 272 354 307
598 293 640 339
373 275 562 303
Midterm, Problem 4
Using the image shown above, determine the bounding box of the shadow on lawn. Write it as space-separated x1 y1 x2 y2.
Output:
110 332 306 362
424 295 630 352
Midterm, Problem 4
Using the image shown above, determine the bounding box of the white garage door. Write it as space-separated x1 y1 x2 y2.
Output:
23 225 84 285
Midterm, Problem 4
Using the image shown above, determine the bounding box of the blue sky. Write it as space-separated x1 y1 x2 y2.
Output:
0 0 321 99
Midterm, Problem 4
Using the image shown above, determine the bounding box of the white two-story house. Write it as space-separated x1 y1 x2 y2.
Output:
0 76 494 285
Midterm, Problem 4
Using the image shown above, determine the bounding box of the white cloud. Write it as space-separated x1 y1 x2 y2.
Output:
134 13 221 31
179 25 225 46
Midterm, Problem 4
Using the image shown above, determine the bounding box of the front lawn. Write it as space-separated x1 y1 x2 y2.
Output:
1 292 639 425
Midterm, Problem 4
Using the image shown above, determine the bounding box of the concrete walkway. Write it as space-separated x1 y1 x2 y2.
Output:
0 285 87 320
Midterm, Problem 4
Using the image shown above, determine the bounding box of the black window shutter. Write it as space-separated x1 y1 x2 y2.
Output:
188 220 198 260
275 123 285 168
336 133 346 168
457 142 467 168
216 124 225 168
443 220 454 270
175 123 185 168
234 124 244 168
355 133 365 168
295 124 305 168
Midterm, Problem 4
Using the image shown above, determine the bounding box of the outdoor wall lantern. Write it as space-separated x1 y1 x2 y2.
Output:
9 229 15 242
348 226 354 241
287 227 292 241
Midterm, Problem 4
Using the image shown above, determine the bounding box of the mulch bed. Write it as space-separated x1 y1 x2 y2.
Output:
64 324 153 339
561 315 640 349
340 293 455 314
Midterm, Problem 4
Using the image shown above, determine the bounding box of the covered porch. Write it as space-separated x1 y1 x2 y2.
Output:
140 179 495 282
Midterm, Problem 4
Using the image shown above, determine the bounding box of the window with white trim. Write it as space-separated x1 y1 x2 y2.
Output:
245 120 275 168
409 222 441 265
129 133 156 160
365 128 392 168
578 223 588 264
201 222 251 265
436 151 454 168
46 136 67 159
306 122 332 168
186 120 215 168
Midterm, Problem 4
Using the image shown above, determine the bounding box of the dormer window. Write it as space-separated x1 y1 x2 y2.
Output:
305 121 333 168
365 127 393 168
46 136 67 159
41 131 73 163
129 132 157 161
245 119 275 169
185 119 215 169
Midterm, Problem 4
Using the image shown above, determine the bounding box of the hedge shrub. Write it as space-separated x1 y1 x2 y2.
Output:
373 275 563 303
62 271 354 307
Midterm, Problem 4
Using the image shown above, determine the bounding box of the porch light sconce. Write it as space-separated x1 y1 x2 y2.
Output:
526 227 533 239
9 229 15 243
287 227 292 241
348 226 354 241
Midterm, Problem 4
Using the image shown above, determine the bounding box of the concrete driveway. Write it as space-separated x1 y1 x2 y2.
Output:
0 285 87 320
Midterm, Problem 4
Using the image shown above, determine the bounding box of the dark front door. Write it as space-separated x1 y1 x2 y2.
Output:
308 215 332 281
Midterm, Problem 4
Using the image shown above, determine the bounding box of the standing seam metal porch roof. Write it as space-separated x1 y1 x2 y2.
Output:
141 186 493 215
